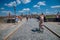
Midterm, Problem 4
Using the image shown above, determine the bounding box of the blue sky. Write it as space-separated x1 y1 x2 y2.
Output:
0 0 60 16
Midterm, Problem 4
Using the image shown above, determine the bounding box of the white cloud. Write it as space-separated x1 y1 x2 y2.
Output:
5 1 16 7
1 11 9 13
0 7 4 10
18 8 30 13
4 0 31 7
23 8 30 11
33 1 46 8
32 12 37 14
37 1 46 6
18 10 24 13
46 9 48 13
33 5 40 8
21 0 31 4
16 0 21 5
51 5 60 8
1 11 13 14
46 11 49 13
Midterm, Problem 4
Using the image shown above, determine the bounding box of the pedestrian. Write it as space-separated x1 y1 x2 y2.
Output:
56 14 59 22
56 13 60 25
15 16 19 23
39 13 45 32
26 16 28 21
20 16 22 21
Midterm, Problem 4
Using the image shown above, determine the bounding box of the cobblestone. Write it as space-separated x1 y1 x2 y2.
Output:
8 18 60 40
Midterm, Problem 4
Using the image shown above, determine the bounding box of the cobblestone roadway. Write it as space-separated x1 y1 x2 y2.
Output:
8 18 60 40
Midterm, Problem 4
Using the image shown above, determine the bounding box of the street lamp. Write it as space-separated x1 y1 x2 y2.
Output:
13 4 16 22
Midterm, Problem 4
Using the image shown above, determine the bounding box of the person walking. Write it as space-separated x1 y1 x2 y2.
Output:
56 12 60 25
26 16 28 21
15 16 19 23
39 13 45 32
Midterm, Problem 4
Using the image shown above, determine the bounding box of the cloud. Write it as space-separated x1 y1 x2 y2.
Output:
4 0 21 7
33 1 46 8
17 8 30 15
0 7 4 10
32 12 37 14
37 1 46 6
18 10 24 13
16 0 21 5
1 11 9 13
23 8 30 11
21 0 31 4
46 9 50 14
51 5 60 8
46 11 49 13
1 11 13 14
4 0 31 7
5 1 16 7
2 11 9 13
33 5 40 8
18 8 30 13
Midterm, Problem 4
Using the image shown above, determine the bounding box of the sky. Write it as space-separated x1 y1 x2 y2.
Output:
0 0 60 16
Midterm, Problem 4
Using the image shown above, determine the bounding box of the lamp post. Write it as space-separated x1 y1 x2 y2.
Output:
13 5 16 22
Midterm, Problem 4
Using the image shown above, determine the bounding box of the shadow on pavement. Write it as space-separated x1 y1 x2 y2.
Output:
31 28 44 33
